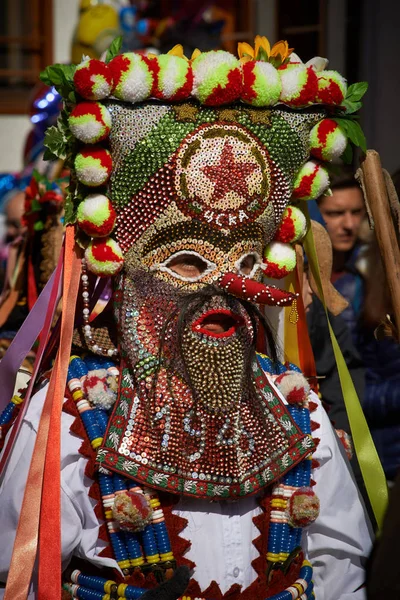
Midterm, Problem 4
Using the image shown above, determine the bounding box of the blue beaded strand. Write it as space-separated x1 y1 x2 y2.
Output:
123 585 147 599
0 402 15 425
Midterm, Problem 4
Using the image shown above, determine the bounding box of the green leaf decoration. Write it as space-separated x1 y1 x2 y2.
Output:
43 147 59 162
34 221 44 232
64 189 76 225
32 168 47 184
341 142 353 164
333 118 367 153
40 63 76 99
44 125 67 160
75 229 91 250
106 36 123 63
257 47 269 62
346 82 368 102
342 99 362 114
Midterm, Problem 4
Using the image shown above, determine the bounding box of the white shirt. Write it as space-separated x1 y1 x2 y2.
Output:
0 376 373 599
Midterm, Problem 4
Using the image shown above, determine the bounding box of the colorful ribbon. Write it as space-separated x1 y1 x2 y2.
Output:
302 202 388 531
0 248 63 477
3 226 81 600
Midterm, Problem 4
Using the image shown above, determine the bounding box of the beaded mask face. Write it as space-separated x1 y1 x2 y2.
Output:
94 101 321 497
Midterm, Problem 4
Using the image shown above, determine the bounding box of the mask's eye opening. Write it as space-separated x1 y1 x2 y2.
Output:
154 251 216 282
236 252 261 277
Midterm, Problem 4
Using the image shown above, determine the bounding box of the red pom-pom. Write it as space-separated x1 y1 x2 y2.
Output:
287 488 320 528
74 59 114 100
206 67 243 106
112 491 153 532
274 371 310 405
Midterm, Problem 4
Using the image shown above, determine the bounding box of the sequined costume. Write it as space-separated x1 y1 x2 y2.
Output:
0 37 373 600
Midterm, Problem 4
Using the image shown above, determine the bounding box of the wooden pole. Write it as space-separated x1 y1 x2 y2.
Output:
361 150 400 342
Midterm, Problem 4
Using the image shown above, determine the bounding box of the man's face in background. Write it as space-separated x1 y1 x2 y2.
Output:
318 186 365 252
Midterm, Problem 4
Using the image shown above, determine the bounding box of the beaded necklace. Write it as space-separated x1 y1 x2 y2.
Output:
67 356 176 580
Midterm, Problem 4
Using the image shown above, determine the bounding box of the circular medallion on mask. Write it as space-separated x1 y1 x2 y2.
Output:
173 123 283 232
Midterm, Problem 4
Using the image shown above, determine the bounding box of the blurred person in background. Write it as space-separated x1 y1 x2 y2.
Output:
3 190 25 246
317 167 365 340
357 168 400 482
317 167 367 341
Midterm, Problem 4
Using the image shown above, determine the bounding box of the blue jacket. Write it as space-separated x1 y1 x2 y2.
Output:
359 330 400 481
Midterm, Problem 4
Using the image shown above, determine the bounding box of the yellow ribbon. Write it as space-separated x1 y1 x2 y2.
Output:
302 201 388 531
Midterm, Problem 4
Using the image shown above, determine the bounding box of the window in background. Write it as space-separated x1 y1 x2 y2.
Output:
0 0 53 115
276 0 326 62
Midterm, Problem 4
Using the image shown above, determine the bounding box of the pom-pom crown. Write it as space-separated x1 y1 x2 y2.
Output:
262 242 297 279
109 53 157 103
279 64 318 107
241 61 282 107
74 59 114 101
85 237 124 277
75 147 113 187
192 50 242 106
153 54 193 101
292 160 330 200
69 102 112 144
309 119 347 161
316 70 347 105
77 194 116 238
274 206 307 243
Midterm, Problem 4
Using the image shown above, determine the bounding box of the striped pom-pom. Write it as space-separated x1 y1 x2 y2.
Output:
192 50 242 106
108 53 157 103
274 206 307 243
309 119 347 161
274 370 310 405
287 488 320 528
279 64 318 107
241 61 282 107
77 194 116 237
74 59 114 101
85 237 124 276
316 70 347 105
69 102 111 144
153 54 193 101
292 160 330 200
262 241 297 279
75 146 112 187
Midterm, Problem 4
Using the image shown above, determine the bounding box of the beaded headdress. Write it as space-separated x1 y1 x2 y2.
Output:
42 36 366 292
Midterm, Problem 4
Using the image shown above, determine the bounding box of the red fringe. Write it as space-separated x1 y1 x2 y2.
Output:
308 400 318 413
161 493 194 571
311 420 320 431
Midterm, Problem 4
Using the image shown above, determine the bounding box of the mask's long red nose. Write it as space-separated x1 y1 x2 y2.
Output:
219 272 297 306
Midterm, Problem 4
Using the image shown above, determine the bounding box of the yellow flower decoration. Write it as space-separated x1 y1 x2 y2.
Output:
238 36 294 67
168 44 185 58
167 44 201 62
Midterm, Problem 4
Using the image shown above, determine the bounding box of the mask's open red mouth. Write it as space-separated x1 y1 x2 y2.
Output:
192 309 245 338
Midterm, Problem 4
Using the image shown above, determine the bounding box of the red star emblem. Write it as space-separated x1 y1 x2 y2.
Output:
201 142 258 203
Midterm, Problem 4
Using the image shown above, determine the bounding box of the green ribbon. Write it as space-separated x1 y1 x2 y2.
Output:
301 201 388 532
